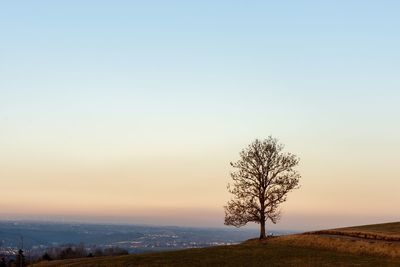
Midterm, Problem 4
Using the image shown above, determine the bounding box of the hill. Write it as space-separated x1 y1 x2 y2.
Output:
34 222 400 267
307 221 400 241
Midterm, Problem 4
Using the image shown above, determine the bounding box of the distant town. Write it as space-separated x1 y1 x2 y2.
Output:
0 221 292 260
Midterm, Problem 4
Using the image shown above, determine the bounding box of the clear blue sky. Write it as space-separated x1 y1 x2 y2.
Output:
1 1 399 230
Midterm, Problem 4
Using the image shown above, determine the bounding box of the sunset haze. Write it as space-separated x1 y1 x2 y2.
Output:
1 1 399 231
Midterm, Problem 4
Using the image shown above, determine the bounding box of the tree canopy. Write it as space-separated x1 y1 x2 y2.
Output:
224 136 300 239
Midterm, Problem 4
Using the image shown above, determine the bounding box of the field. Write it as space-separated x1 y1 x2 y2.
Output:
308 221 400 241
335 221 400 235
34 222 400 267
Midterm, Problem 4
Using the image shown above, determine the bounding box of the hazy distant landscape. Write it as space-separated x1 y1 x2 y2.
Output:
0 221 271 257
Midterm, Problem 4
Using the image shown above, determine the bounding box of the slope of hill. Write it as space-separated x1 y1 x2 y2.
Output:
307 221 400 241
34 222 400 267
335 221 400 235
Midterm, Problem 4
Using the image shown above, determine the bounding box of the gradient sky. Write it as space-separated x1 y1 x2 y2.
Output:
1 1 399 231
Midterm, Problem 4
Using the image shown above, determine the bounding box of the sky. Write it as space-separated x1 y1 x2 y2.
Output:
0 1 399 231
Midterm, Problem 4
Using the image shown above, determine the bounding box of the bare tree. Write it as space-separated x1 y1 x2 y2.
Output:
224 137 300 239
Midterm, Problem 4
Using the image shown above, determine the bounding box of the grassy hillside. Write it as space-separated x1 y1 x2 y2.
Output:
308 221 400 241
335 221 400 234
34 222 400 267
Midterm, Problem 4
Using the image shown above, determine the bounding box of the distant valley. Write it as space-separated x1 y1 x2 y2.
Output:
0 221 289 258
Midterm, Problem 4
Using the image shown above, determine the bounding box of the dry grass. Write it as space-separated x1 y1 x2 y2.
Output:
307 222 400 241
33 238 400 267
296 222 400 257
336 222 400 234
275 234 400 258
307 230 400 241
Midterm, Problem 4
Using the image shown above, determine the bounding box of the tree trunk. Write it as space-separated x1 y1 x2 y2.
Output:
259 220 266 239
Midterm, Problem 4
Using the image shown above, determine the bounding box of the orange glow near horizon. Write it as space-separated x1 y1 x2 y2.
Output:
1 1 400 231
1 133 399 230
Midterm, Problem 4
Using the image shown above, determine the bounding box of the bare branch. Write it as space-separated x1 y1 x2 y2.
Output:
224 136 301 239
